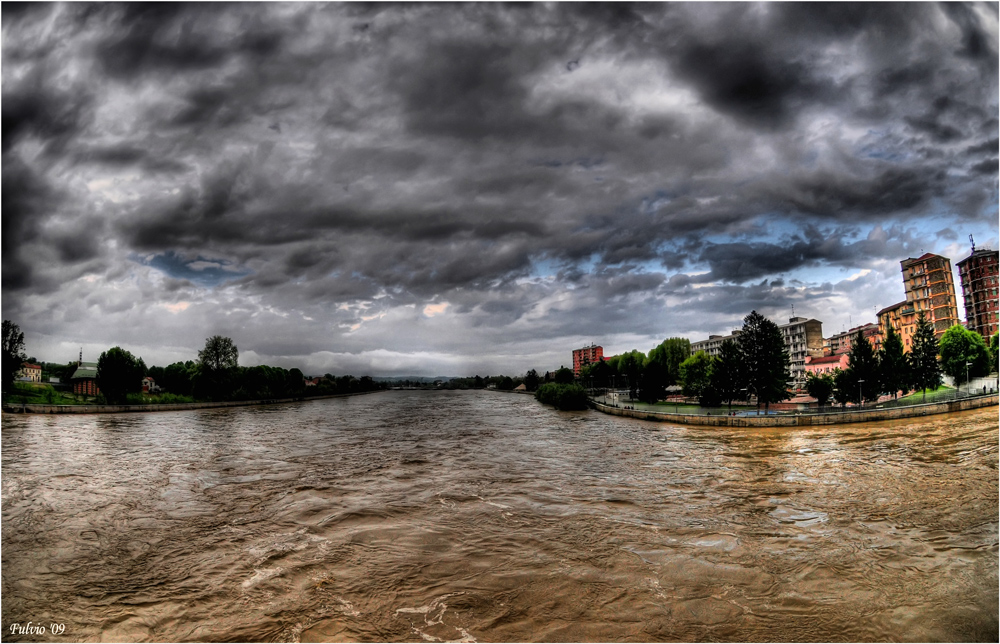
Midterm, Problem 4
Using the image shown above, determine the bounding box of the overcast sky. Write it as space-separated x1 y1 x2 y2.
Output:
3 2 998 377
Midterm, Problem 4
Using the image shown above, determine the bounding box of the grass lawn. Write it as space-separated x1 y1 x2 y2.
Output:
896 385 959 404
5 382 95 405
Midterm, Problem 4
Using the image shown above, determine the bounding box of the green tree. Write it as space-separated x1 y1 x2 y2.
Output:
878 325 908 399
638 358 667 404
909 311 942 402
523 369 540 392
991 333 999 372
737 311 790 413
938 325 991 389
647 338 691 386
497 375 516 390
806 372 835 409
831 368 853 408
678 351 714 399
161 361 195 396
846 330 880 404
553 366 575 384
582 358 614 389
196 336 239 400
617 350 645 400
96 346 146 404
534 382 588 410
2 320 27 394
199 335 239 371
710 338 744 411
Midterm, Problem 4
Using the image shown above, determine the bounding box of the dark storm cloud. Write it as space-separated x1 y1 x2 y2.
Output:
2 2 997 374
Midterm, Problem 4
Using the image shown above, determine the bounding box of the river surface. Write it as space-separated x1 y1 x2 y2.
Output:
2 391 997 642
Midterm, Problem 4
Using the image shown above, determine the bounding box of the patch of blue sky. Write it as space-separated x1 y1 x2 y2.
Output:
135 251 251 286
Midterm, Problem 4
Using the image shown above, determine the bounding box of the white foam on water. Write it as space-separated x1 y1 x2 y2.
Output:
242 566 283 590
395 592 477 643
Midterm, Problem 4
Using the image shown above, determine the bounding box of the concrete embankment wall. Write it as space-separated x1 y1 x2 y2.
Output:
3 390 383 415
590 394 999 427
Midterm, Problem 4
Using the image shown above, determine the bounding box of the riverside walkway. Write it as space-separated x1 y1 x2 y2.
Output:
589 391 998 427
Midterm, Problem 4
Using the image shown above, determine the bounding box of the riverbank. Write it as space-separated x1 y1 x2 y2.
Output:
590 392 999 426
1 389 384 414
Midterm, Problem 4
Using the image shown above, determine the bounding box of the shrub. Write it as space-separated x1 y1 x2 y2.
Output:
535 383 589 410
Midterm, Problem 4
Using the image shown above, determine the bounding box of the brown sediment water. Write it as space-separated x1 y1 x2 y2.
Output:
2 390 997 642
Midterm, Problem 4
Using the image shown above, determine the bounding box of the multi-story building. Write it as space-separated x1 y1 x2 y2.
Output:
825 323 880 356
691 317 823 391
877 301 918 353
804 354 849 377
70 361 100 396
572 344 604 377
900 253 960 339
781 317 825 390
18 362 42 382
957 245 999 340
690 330 742 356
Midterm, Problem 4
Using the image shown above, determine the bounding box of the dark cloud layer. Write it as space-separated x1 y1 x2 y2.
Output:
3 3 997 375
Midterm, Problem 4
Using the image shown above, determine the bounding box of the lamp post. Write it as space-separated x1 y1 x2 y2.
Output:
858 379 865 410
966 361 972 397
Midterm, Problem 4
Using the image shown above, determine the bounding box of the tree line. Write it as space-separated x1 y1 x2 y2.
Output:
1 323 384 405
807 314 996 408
580 310 998 410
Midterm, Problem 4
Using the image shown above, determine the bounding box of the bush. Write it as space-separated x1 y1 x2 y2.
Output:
535 383 589 410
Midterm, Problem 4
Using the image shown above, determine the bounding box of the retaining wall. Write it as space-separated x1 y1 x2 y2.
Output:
2 390 383 415
590 394 998 427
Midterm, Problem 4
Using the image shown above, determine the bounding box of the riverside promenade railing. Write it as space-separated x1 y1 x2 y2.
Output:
589 392 999 427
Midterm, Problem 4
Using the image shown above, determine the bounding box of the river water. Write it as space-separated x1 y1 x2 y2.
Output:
2 391 997 642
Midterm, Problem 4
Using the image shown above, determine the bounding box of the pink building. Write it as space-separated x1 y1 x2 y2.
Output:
804 354 848 377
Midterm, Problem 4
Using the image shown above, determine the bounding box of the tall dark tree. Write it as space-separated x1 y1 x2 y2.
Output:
832 368 853 408
198 335 239 371
96 346 146 404
878 325 908 399
583 358 614 390
909 312 942 402
938 325 991 389
617 350 644 400
710 338 744 411
737 311 790 413
846 330 880 404
553 366 575 384
638 358 667 404
523 369 540 392
195 335 239 400
2 320 27 394
647 337 691 386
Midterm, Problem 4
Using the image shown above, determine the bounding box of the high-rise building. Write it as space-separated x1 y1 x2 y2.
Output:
572 344 604 377
957 244 999 340
877 301 917 353
899 253 960 339
780 317 825 390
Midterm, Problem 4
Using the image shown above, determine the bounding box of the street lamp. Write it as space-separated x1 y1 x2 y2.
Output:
966 361 972 397
858 379 865 409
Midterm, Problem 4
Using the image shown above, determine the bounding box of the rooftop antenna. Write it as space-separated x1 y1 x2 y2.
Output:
970 234 976 252
791 304 795 318
79 347 83 365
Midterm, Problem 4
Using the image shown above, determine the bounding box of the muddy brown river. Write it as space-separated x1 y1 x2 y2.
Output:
2 391 997 642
